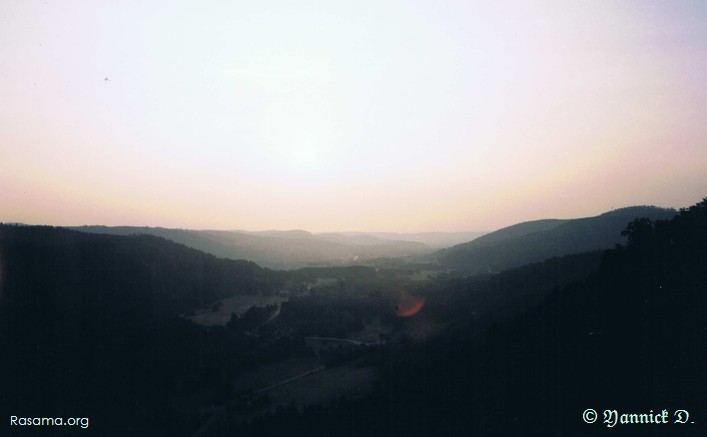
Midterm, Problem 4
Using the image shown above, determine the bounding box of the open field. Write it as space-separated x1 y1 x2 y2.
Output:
187 294 288 326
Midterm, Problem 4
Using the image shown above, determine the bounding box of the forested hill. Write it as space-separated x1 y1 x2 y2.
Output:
0 224 289 435
408 198 707 435
0 225 286 318
437 205 677 274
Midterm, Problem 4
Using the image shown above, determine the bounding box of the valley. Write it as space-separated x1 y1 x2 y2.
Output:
1 200 705 436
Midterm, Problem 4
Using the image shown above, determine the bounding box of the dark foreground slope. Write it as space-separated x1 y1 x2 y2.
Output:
230 199 706 437
0 226 287 436
438 206 677 274
0 226 285 316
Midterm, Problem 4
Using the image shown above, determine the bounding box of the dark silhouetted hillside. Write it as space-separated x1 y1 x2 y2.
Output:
438 206 677 274
0 225 288 436
0 226 285 315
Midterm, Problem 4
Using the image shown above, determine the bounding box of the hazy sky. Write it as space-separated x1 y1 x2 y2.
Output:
2 1 706 232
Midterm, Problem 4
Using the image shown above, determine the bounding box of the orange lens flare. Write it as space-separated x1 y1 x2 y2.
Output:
395 296 425 318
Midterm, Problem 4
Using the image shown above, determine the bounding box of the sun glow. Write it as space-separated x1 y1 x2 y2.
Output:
1 1 706 231
289 134 323 170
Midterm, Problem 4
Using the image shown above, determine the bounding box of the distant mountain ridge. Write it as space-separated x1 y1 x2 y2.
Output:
342 231 488 249
70 226 452 269
228 230 487 248
437 206 678 274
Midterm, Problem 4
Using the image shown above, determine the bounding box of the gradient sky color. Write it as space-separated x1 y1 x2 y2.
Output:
2 1 706 232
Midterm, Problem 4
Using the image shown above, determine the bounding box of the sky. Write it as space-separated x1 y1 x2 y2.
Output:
1 1 706 232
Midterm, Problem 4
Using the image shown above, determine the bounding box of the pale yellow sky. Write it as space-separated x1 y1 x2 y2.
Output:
1 1 706 232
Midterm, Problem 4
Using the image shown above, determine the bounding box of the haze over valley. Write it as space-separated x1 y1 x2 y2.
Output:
69 226 484 269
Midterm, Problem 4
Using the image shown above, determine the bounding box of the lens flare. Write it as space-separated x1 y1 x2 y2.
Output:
395 295 425 318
